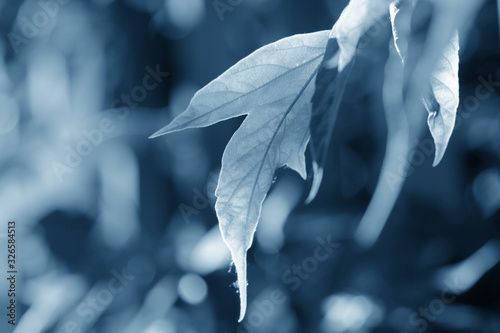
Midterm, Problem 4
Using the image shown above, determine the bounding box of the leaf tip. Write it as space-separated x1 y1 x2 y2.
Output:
149 124 179 139
227 245 248 322
238 299 247 322
305 162 323 204
236 263 248 322
432 149 445 167
149 128 166 139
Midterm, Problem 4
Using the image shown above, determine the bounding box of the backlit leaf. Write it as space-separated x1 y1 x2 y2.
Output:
330 0 392 71
150 31 330 321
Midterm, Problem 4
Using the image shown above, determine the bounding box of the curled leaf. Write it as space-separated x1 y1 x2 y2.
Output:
357 2 461 249
390 0 412 62
391 1 460 165
425 31 460 166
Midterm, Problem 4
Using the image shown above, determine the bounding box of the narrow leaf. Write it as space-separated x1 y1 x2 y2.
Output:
307 39 354 203
307 0 390 201
150 31 330 321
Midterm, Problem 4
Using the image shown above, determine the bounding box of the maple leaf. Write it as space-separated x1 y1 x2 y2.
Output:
150 30 330 321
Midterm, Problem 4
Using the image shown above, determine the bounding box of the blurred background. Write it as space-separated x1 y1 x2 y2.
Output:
0 0 499 332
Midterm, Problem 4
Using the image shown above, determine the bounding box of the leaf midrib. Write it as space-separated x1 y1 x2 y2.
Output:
242 63 321 232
